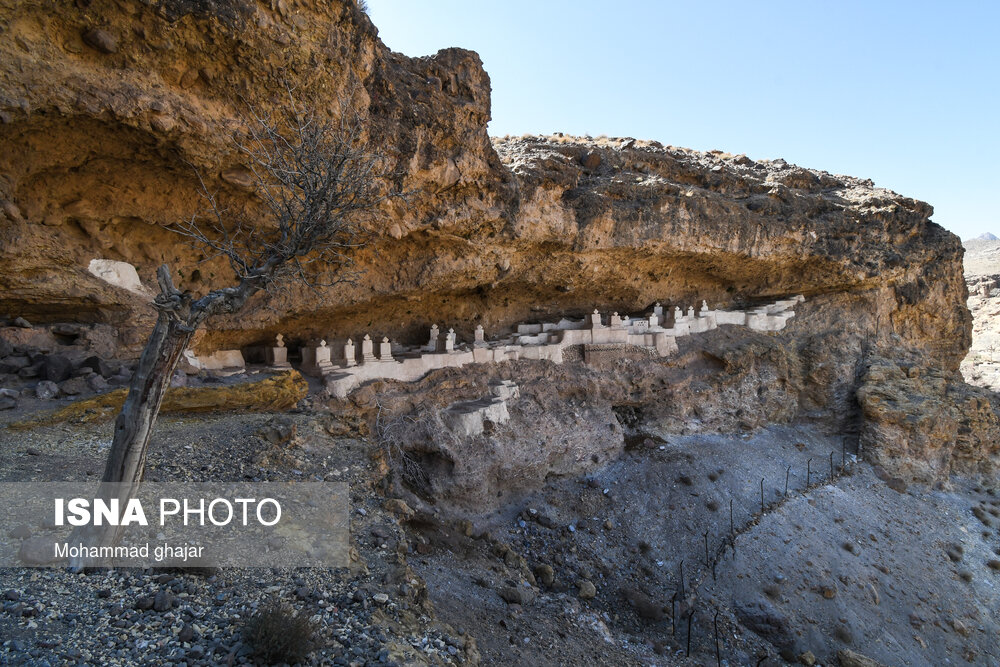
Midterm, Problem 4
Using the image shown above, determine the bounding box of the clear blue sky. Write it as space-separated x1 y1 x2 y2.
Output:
367 1 998 240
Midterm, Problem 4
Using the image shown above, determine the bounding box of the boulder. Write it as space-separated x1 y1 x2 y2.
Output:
17 363 40 378
35 380 59 399
59 376 89 396
0 396 16 410
12 317 31 329
86 374 109 393
577 580 596 599
533 564 555 587
0 355 30 372
499 584 535 605
43 354 73 383
81 355 114 378
0 338 12 358
87 260 145 295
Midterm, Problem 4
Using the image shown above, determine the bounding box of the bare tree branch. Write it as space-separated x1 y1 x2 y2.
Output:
69 84 400 569
171 83 395 292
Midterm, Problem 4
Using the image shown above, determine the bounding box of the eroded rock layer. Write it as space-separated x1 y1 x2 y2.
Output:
0 0 993 483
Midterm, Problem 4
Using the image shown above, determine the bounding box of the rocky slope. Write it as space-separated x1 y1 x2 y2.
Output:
961 238 1000 391
4 3 1000 666
0 2 994 499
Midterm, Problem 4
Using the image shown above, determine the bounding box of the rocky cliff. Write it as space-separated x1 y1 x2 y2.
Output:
961 238 1000 391
0 0 995 483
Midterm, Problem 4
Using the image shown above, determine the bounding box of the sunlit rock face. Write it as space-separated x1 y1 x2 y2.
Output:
0 0 991 484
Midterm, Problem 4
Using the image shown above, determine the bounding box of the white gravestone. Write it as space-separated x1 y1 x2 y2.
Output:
427 324 440 352
267 333 291 369
361 334 377 363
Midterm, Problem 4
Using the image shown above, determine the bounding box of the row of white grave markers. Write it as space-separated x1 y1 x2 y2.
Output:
257 295 804 385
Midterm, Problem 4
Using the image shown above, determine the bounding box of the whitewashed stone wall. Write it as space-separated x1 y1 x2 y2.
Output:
192 295 804 397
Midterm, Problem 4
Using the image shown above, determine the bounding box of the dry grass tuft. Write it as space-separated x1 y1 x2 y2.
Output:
243 599 318 664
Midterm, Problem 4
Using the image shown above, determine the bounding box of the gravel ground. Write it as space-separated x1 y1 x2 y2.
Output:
3 395 999 666
0 409 477 666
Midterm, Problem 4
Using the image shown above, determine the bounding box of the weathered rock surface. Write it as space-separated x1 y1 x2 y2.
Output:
858 356 999 481
961 237 1000 391
0 1 967 365
0 1 992 485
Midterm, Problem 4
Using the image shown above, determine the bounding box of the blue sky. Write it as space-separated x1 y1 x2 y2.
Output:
367 1 998 240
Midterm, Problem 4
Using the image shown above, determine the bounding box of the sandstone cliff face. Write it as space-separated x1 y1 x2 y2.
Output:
0 0 511 349
0 0 969 361
0 0 992 485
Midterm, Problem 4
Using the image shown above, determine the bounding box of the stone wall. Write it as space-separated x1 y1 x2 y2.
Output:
195 295 803 397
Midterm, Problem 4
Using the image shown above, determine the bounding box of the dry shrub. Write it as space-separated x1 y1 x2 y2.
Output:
243 599 317 664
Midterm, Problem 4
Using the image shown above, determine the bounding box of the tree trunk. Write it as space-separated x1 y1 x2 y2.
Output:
66 265 260 570
100 312 193 490
67 267 198 569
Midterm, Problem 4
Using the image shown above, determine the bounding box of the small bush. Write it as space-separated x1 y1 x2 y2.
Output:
243 599 317 664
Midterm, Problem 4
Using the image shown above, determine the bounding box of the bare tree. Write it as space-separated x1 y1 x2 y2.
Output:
70 87 394 564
